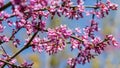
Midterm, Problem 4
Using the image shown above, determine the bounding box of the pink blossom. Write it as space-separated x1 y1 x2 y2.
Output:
107 0 118 10
106 35 118 46
0 0 4 7
70 38 80 50
67 58 76 68
75 27 81 33
0 23 4 33
0 35 9 42
21 61 33 68
45 25 72 54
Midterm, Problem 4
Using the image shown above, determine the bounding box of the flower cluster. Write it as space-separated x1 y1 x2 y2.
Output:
68 35 118 68
67 19 118 68
0 35 9 43
106 35 118 46
0 0 119 68
31 25 72 55
95 0 118 18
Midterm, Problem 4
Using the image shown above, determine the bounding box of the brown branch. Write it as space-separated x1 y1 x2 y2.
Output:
0 4 98 21
1 31 39 68
0 59 24 68
12 31 38 59
1 46 7 55
0 2 12 12
70 35 83 43
9 28 22 41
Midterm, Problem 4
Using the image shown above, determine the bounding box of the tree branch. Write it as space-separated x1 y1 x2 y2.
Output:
0 4 98 21
1 30 39 68
0 59 24 68
0 2 12 12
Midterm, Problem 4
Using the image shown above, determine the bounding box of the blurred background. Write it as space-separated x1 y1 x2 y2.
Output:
1 0 120 68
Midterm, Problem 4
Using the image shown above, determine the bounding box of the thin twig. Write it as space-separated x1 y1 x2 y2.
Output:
1 46 7 55
0 28 22 45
